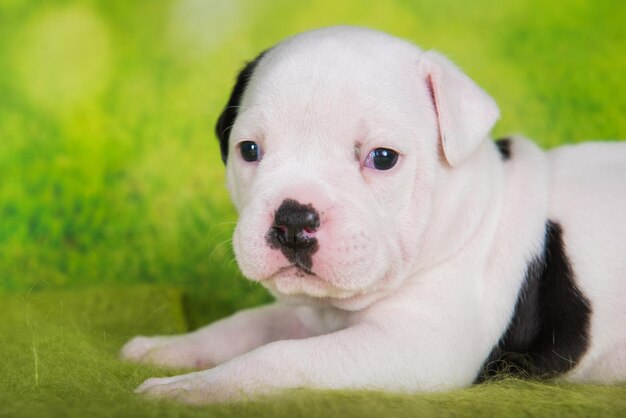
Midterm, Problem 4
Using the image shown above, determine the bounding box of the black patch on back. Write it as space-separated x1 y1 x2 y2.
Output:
215 50 268 164
495 137 512 161
477 221 592 382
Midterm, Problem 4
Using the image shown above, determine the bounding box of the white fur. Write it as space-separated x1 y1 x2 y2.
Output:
121 27 626 403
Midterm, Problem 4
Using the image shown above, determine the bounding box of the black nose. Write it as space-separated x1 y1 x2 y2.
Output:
269 199 320 251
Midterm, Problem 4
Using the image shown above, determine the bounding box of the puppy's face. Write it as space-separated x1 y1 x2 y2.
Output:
216 27 499 309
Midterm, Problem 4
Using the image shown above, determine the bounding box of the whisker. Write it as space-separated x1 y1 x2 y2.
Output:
208 221 238 231
208 238 233 260
207 229 235 244
225 256 240 272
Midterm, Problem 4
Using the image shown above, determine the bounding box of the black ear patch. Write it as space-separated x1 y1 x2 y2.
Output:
477 221 592 382
495 137 512 161
215 50 268 164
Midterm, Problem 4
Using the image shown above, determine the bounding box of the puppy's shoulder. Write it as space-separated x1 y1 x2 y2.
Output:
493 135 546 163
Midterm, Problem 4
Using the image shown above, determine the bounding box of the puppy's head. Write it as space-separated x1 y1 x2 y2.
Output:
216 27 499 309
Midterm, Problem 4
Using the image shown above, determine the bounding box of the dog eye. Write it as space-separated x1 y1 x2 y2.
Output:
239 141 261 162
364 148 399 170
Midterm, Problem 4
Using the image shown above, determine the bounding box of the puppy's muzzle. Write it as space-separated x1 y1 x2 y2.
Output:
266 199 320 272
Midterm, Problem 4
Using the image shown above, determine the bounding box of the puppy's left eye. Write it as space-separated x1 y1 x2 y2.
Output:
239 141 262 162
364 148 399 170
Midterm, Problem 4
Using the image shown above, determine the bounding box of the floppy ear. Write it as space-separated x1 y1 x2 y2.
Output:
215 50 267 164
420 51 500 167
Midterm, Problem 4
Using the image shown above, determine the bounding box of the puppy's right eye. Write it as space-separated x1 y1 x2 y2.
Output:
239 141 261 162
364 148 399 170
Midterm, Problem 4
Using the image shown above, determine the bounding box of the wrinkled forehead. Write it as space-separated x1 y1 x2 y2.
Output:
234 30 426 144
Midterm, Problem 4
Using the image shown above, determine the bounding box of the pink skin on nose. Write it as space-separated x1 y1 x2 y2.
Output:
274 225 317 238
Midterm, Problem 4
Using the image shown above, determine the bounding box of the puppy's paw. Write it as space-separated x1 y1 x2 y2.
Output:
120 335 172 363
120 335 215 369
120 336 153 360
135 372 245 404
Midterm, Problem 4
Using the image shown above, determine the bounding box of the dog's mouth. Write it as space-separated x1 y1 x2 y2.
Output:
264 263 359 301
275 263 316 277
264 263 380 306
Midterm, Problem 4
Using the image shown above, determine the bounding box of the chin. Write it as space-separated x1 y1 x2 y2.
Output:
261 266 354 299
259 266 399 311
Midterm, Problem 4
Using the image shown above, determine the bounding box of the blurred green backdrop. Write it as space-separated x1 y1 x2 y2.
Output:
1 1 626 417
1 0 625 299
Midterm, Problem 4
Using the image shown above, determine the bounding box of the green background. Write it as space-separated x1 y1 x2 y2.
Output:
1 0 625 416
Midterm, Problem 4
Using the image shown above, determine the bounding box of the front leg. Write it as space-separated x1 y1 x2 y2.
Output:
121 303 339 369
136 301 487 403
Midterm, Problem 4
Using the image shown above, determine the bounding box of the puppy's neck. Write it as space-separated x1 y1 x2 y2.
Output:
413 137 549 279
414 140 507 271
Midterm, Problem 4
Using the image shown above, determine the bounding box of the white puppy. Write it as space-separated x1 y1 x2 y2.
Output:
121 26 626 403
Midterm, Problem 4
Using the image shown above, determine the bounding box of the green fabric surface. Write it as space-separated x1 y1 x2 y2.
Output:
0 286 186 417
1 286 625 418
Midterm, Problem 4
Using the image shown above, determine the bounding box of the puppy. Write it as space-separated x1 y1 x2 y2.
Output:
121 26 626 403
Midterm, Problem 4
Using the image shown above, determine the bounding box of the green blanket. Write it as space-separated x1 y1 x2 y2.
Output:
2 286 624 418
